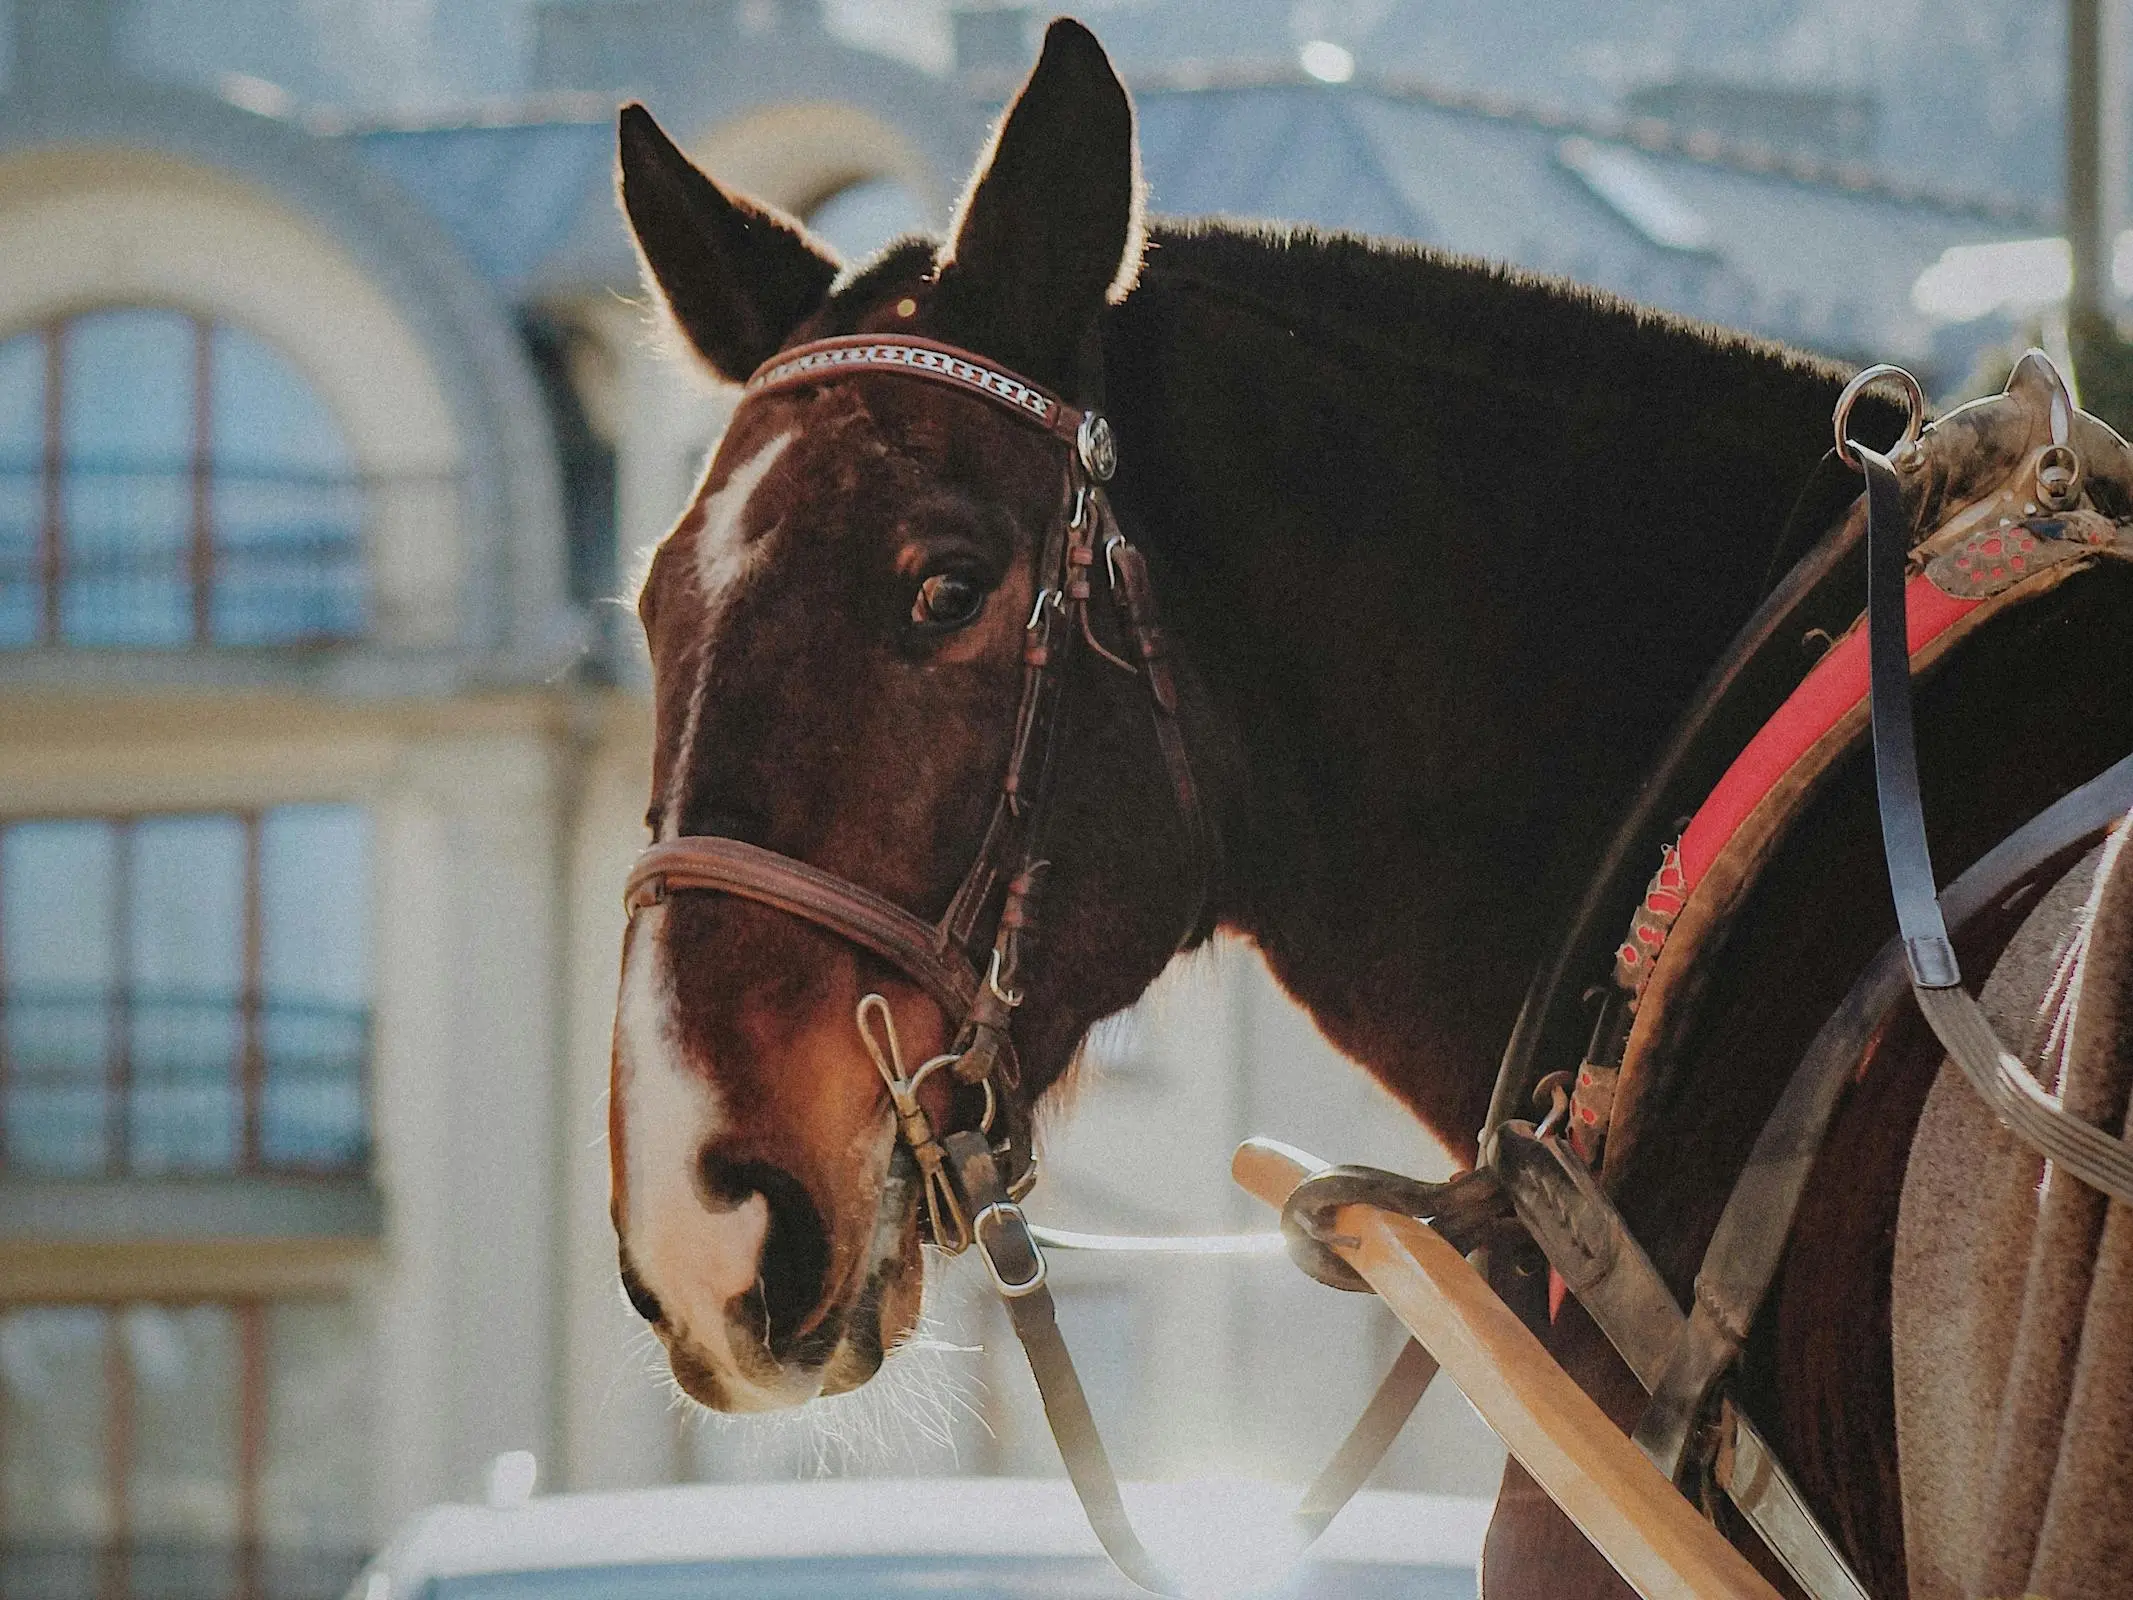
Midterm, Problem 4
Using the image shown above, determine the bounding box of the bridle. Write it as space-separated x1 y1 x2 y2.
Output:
619 337 1434 1599
623 332 1216 1255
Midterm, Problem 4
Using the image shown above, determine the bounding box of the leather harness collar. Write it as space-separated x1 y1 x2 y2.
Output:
624 332 1216 1251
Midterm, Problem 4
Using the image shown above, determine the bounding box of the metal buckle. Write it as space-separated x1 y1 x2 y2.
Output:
973 1198 1048 1297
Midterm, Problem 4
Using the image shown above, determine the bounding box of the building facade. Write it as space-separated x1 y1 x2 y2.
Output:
0 1 2065 1594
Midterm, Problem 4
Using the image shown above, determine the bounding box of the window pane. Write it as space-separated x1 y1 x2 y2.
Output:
0 331 41 648
59 310 193 646
261 1299 370 1582
258 806 370 1167
3 821 117 1173
129 815 245 1173
0 1305 111 1595
210 326 364 645
125 1304 239 1599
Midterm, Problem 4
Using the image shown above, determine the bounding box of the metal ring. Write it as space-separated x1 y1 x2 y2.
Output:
908 1051 963 1095
2036 442 2082 509
1532 1070 1573 1142
1834 363 1926 472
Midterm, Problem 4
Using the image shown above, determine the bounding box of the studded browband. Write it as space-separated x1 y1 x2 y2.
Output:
624 333 1215 1245
746 334 1091 443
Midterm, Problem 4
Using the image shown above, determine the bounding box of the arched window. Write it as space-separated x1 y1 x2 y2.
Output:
0 310 365 648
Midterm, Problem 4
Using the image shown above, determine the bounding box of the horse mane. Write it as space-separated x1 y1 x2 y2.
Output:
1134 218 1858 409
818 223 1893 536
829 224 1858 410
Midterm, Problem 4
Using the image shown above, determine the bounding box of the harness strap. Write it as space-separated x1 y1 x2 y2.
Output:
626 836 978 1017
1488 1124 1872 1600
1103 520 1217 939
1631 741 2133 1493
945 1131 1440 1598
1856 442 2133 1204
1481 474 1881 1161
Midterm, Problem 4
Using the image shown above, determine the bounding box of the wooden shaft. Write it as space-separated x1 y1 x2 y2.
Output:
1232 1137 1783 1600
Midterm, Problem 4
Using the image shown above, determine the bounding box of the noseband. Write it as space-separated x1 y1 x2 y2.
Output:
624 333 1215 1252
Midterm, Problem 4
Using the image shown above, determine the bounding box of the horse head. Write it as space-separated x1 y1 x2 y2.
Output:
609 21 1216 1412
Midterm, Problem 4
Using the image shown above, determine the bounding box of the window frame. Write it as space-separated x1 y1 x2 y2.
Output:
0 1295 369 1600
2 307 369 651
0 806 374 1179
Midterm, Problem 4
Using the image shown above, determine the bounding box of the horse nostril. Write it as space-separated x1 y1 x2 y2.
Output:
618 1251 665 1326
698 1151 831 1358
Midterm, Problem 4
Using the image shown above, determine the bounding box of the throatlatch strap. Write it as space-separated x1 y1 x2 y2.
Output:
945 1133 1436 1598
1854 443 2133 1204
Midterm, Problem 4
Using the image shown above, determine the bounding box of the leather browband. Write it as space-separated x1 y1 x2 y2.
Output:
746 335 1087 444
626 837 979 1019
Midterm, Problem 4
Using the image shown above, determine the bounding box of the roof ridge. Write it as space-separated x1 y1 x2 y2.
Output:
958 58 2054 231
309 91 618 138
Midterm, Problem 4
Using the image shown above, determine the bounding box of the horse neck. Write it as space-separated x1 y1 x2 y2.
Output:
1105 234 1853 1161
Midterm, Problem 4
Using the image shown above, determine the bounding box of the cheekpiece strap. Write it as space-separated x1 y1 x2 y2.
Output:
746 335 1086 445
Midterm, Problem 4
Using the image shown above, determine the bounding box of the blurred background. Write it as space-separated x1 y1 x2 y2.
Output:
0 0 2124 1595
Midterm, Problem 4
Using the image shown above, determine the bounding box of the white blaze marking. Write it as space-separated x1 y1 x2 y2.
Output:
694 430 793 604
624 428 848 1409
659 430 795 840
616 905 783 1401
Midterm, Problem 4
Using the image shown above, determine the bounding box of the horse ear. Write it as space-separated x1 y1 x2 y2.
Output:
933 18 1143 390
618 103 842 383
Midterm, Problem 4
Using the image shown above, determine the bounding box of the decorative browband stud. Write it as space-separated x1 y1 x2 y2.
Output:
1077 413 1117 481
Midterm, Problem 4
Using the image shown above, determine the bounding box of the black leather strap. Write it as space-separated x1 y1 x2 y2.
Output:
1860 447 1961 988
1854 445 2133 1204
1279 1164 1513 1294
1494 1121 1871 1600
1633 746 2133 1485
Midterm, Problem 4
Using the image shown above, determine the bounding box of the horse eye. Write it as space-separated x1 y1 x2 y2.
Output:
912 571 987 631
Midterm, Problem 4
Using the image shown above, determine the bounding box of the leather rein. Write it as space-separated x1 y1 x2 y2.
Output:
623 332 1215 1254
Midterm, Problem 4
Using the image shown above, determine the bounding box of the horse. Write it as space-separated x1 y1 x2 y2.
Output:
605 18 2133 1596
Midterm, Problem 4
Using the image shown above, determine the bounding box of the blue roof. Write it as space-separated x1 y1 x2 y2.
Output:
1133 82 2026 377
346 118 614 295
337 78 2035 385
1136 87 1417 239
